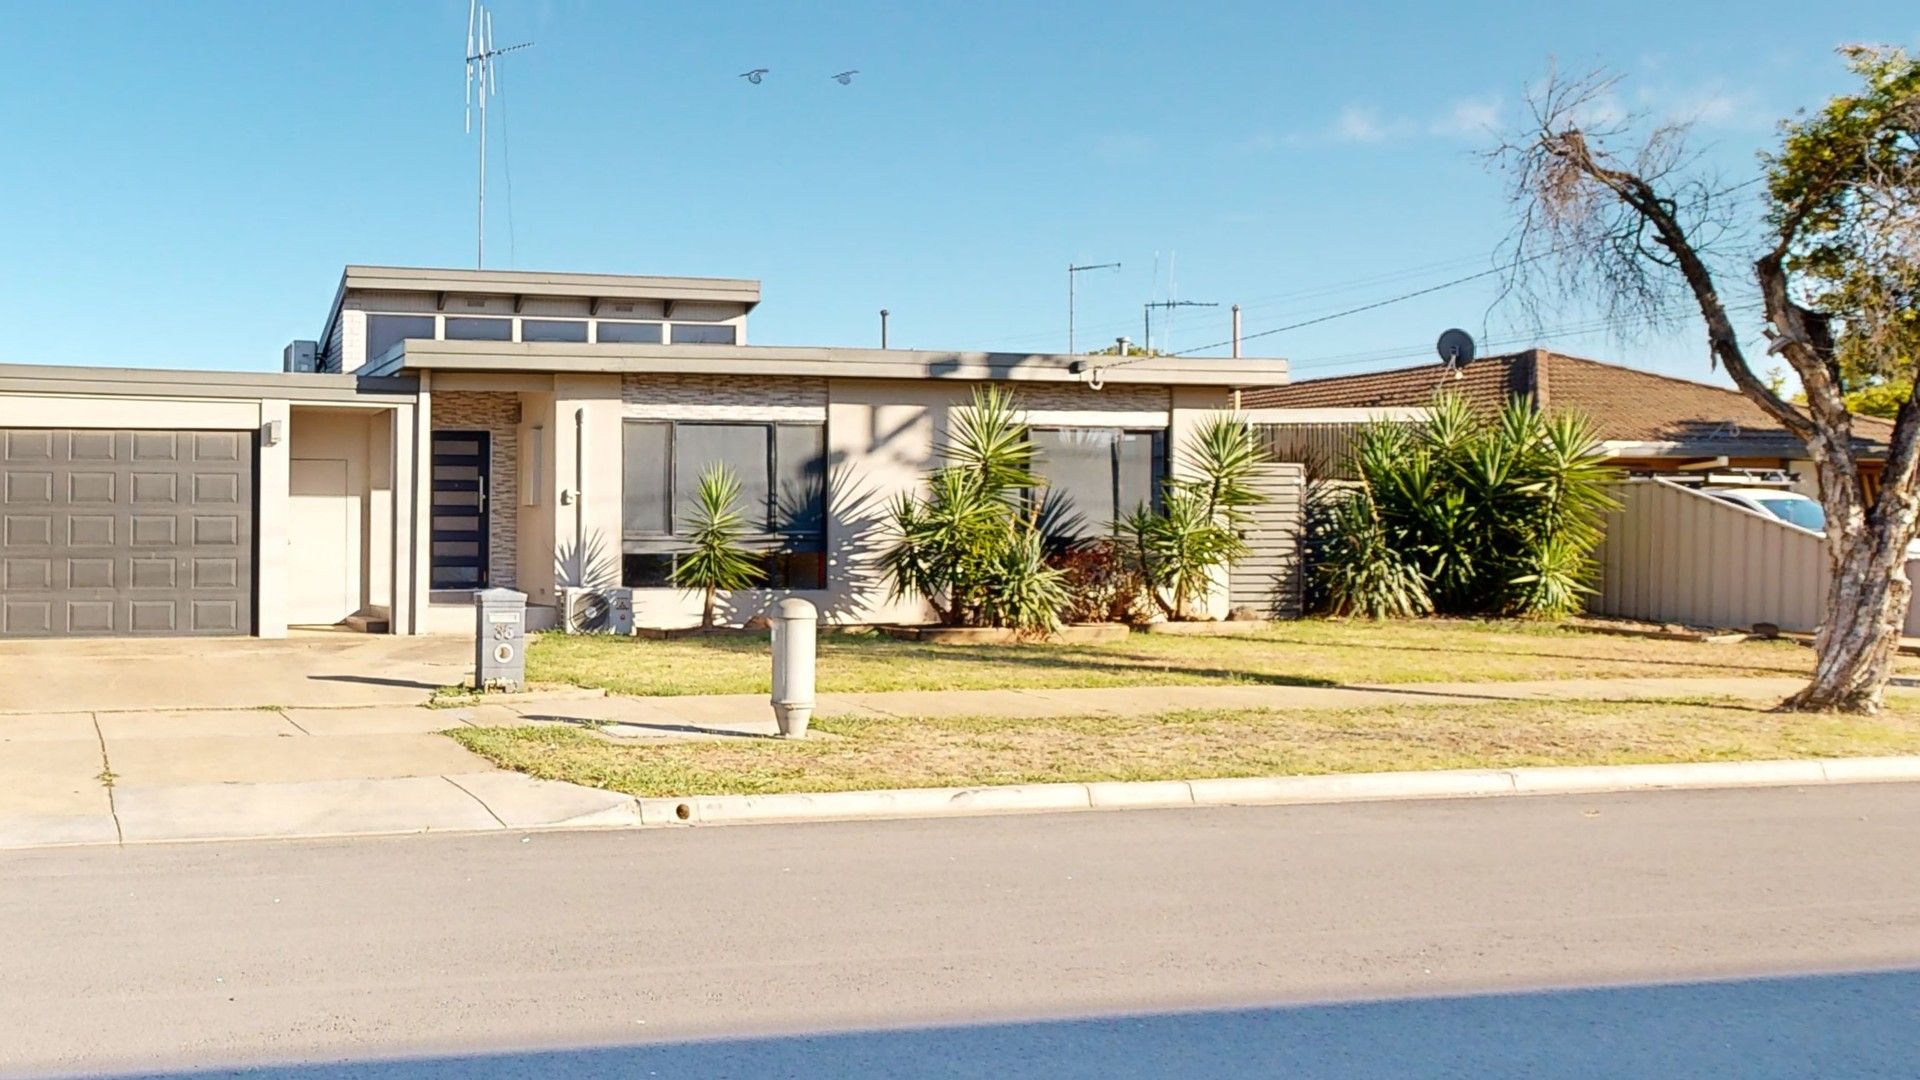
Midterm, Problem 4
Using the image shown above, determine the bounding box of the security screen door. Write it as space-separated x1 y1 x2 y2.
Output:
430 431 491 589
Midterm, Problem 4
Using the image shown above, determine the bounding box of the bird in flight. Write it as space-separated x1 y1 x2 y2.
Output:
740 68 769 84
831 70 859 85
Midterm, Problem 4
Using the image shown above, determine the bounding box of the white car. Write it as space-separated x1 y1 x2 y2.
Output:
1704 488 1828 532
1706 487 1920 557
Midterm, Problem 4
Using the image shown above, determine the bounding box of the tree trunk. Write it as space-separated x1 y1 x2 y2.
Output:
1785 530 1913 712
702 585 717 630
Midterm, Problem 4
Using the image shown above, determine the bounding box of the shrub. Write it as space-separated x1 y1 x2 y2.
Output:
1050 538 1149 624
1121 415 1267 620
880 385 1067 634
1316 392 1618 619
669 464 764 629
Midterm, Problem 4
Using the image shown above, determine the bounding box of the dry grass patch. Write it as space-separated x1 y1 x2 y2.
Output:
526 618 1855 698
448 693 1920 798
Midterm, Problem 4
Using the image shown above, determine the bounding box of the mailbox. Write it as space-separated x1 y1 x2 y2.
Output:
474 587 528 690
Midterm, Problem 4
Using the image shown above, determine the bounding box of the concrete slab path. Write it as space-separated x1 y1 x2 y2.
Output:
0 698 635 851
0 672 1809 852
0 633 473 713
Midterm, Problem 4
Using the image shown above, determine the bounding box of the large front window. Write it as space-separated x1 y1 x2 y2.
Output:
621 420 827 588
1030 427 1166 540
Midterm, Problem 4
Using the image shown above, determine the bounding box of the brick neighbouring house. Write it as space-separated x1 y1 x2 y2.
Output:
1236 347 1891 500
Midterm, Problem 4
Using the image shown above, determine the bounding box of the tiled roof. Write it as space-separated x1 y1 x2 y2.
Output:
1240 348 1892 450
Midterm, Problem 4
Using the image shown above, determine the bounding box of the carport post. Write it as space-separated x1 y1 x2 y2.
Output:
769 598 817 738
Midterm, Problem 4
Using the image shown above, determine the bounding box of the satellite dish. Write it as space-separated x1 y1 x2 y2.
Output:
1436 328 1476 366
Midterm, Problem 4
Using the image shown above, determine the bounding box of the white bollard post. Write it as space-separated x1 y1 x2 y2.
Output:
769 597 818 738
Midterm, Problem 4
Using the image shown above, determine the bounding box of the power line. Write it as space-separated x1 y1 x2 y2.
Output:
1154 259 1531 361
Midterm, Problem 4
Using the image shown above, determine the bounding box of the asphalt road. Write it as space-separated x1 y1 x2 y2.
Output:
4 785 1920 1078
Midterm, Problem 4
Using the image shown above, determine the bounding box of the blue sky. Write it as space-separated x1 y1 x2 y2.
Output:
1 2 1914 384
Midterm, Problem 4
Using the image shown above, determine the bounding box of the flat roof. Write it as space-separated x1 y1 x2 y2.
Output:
0 362 418 403
374 339 1288 388
341 265 762 307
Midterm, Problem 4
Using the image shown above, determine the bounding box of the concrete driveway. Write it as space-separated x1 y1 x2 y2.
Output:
0 632 474 713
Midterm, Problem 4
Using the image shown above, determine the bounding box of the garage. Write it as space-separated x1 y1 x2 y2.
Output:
0 429 255 637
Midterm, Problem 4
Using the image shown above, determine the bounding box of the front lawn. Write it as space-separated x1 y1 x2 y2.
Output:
449 695 1920 797
525 619 1829 697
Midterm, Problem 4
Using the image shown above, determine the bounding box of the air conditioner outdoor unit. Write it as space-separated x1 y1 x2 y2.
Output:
560 586 634 635
283 340 320 373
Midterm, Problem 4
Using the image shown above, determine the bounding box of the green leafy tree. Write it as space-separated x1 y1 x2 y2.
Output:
1316 393 1619 619
1496 46 1920 711
669 465 764 630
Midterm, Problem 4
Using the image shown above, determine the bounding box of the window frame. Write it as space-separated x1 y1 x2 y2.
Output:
1029 425 1169 538
621 418 829 589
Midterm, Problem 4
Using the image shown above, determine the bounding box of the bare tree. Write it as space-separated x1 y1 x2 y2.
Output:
1495 48 1920 713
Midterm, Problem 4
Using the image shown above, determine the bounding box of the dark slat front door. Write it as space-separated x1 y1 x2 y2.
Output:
431 431 490 590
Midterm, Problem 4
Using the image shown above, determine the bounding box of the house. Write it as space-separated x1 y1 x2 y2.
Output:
0 265 1293 638
1237 347 1890 498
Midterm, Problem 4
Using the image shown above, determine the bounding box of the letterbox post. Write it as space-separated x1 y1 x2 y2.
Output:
474 587 529 691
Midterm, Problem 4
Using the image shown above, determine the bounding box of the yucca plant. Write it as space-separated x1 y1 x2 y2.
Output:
881 385 1067 633
1317 480 1434 619
1121 414 1267 620
1317 391 1619 619
670 464 764 630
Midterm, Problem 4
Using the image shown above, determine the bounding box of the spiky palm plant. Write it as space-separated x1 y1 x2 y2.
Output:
1317 391 1619 619
881 386 1068 632
1121 414 1267 620
670 465 764 630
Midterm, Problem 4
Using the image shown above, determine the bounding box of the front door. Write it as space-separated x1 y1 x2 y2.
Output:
431 431 491 590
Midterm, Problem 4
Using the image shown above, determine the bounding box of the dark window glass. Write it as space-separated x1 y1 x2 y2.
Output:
1033 428 1117 538
761 550 825 590
773 425 827 535
623 422 829 589
521 319 588 343
598 321 663 344
622 553 674 588
445 316 513 341
365 314 437 361
673 424 771 532
671 323 738 345
1116 430 1165 515
622 422 671 535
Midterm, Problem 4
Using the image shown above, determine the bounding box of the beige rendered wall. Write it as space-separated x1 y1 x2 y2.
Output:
589 376 1218 629
289 407 371 620
286 404 403 622
410 375 1248 632
1170 385 1238 620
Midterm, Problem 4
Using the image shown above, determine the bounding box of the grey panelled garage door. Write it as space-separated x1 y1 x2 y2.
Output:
0 429 255 637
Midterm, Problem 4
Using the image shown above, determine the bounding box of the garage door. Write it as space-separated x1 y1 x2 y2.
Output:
0 429 255 637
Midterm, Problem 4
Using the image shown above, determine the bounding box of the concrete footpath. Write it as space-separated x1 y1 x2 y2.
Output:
0 700 639 849
0 673 1836 851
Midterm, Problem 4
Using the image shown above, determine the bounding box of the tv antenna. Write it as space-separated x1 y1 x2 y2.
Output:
1144 299 1217 355
1067 261 1120 354
465 0 533 268
1436 328 1475 379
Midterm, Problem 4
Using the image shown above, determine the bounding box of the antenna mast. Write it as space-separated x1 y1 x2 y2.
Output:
465 1 533 268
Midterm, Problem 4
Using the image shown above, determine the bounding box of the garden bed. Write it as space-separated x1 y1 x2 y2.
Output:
1134 620 1273 636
